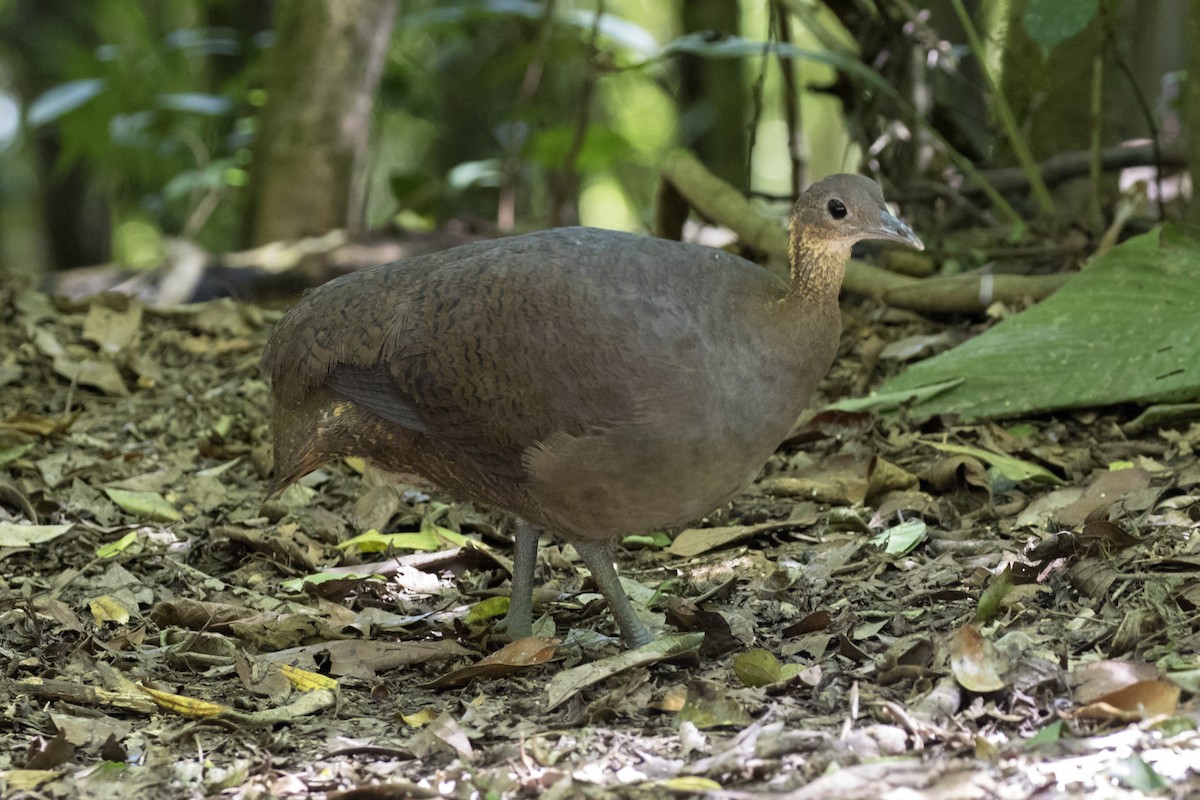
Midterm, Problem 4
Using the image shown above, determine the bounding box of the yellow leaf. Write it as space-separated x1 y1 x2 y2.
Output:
401 708 437 727
89 595 131 625
660 777 723 791
140 686 228 718
280 664 338 692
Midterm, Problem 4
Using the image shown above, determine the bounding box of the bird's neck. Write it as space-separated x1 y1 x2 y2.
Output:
786 223 850 305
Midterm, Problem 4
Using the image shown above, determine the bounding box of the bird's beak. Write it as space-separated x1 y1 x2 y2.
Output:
875 209 924 251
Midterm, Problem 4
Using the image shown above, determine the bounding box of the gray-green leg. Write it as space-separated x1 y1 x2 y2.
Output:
496 520 539 640
572 538 652 648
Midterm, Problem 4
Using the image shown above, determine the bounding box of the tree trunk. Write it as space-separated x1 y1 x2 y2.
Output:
679 1 747 190
249 0 397 245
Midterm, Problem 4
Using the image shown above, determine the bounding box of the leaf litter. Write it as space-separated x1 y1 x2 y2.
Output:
0 281 1198 798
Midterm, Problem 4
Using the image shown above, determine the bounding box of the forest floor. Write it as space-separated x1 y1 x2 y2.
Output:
1 278 1198 799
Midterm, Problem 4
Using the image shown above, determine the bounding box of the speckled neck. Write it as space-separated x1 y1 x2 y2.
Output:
787 219 850 305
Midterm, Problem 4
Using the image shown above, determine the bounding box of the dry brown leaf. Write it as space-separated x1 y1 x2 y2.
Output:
921 454 991 499
668 520 798 558
865 455 919 502
1055 468 1153 526
781 609 832 638
760 453 870 505
652 684 689 713
259 638 471 679
82 300 143 353
52 355 129 396
1074 680 1180 721
1071 659 1162 704
545 632 704 711
949 625 1006 693
425 637 560 689
140 686 229 718
410 711 474 761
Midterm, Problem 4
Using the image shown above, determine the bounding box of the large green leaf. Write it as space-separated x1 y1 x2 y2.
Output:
867 228 1200 420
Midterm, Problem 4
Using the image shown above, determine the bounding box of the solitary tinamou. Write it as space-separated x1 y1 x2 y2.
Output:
262 174 923 648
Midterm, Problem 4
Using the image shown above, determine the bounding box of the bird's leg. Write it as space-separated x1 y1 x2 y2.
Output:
496 520 539 640
571 539 653 648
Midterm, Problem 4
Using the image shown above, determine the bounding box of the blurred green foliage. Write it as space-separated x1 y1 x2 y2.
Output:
3 0 267 266
0 0 1184 278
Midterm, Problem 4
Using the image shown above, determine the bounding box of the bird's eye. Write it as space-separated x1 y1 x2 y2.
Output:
827 198 848 219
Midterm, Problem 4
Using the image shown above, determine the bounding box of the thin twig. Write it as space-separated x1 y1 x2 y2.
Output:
1100 2 1167 220
1088 56 1105 232
949 0 1056 216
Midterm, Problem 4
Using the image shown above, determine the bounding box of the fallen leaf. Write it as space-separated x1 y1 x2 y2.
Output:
924 441 1064 485
668 520 799 558
976 568 1014 623
52 355 129 396
678 679 753 728
82 300 142 353
0 522 73 547
949 625 1006 692
410 711 474 761
734 649 783 687
1075 680 1180 721
865 455 919 502
869 518 927 555
103 488 181 522
401 707 437 727
139 686 228 719
426 637 560 689
88 595 132 625
1072 660 1163 704
545 632 704 711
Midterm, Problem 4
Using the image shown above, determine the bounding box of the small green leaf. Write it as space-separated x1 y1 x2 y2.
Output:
155 92 231 116
734 649 783 687
925 441 1064 485
96 531 138 559
1023 0 1099 57
976 568 1014 623
104 488 181 522
869 518 927 555
339 520 468 553
1109 755 1168 792
419 516 469 547
467 595 510 624
1005 423 1036 439
622 531 671 550
113 216 165 271
0 442 33 468
780 663 806 681
281 571 385 592
1025 719 1064 748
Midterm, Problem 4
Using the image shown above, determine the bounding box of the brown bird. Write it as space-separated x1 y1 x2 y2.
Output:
262 174 922 648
